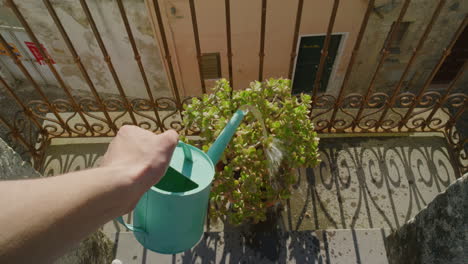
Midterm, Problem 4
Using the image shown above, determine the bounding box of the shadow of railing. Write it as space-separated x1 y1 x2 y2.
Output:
173 230 323 264
41 143 107 175
287 136 460 231
41 135 460 233
130 227 387 263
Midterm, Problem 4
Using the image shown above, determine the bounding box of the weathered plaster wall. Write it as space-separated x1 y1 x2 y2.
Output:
0 0 466 99
142 0 467 96
348 0 467 95
0 0 172 99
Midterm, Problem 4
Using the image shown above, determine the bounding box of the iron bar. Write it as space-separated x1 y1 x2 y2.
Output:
446 99 467 130
115 0 164 131
288 0 304 79
0 33 69 133
400 15 467 129
312 0 340 101
258 0 267 81
79 0 138 125
9 0 92 135
328 0 375 131
376 0 447 129
0 75 42 129
189 0 206 93
225 0 233 87
424 61 467 129
0 56 16 80
0 111 35 154
43 0 117 133
352 0 411 131
7 29 49 85
0 0 464 172
152 0 182 107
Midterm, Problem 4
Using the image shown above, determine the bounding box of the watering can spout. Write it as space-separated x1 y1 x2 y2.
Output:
207 109 246 164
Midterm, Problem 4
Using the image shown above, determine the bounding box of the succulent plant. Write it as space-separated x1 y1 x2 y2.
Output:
182 78 320 225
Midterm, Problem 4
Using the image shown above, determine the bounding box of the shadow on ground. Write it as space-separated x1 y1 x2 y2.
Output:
113 221 387 263
173 230 323 263
41 143 107 175
285 136 460 231
41 136 460 232
40 136 459 263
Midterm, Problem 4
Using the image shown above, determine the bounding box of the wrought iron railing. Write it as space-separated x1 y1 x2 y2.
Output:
0 0 466 174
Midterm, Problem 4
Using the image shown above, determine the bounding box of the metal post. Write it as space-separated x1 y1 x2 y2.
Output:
189 0 206 94
151 0 182 108
424 62 466 129
446 99 467 130
288 0 304 79
0 111 36 156
43 0 117 134
9 0 92 136
352 0 411 131
376 0 448 130
225 0 233 88
312 0 340 102
0 75 43 130
400 15 467 130
328 0 375 132
6 29 49 86
79 0 138 125
258 0 267 81
0 33 69 134
115 0 164 131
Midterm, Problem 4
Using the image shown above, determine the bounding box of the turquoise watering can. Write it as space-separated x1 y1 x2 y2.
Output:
117 109 246 254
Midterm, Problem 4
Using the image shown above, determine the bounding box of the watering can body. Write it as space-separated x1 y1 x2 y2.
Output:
117 110 246 254
132 174 212 254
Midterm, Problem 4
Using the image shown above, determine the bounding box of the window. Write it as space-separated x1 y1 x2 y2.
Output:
201 53 221 79
385 21 411 54
432 25 467 84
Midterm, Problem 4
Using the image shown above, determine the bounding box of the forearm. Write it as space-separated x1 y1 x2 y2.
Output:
0 165 139 263
0 127 177 263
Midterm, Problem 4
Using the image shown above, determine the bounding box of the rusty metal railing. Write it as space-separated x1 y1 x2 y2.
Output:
0 0 466 174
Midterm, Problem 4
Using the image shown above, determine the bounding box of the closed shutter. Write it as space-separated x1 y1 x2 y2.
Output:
201 53 221 79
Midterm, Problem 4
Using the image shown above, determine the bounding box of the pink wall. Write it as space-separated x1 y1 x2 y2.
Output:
157 0 366 96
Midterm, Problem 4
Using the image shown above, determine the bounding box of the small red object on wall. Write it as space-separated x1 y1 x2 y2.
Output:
25 41 55 65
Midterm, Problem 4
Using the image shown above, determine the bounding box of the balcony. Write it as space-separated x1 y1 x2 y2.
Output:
0 0 466 263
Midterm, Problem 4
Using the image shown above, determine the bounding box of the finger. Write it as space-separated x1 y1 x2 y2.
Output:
154 130 179 154
161 130 179 147
145 130 179 185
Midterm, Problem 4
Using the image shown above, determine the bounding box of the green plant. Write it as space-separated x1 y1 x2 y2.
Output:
182 78 320 225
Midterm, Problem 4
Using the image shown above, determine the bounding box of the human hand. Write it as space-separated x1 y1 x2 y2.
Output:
0 125 178 263
101 125 178 213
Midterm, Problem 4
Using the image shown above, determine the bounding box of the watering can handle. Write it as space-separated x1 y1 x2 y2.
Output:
115 142 190 234
179 141 192 162
116 216 146 233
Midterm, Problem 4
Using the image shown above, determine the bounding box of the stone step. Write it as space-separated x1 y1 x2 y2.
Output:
110 229 390 264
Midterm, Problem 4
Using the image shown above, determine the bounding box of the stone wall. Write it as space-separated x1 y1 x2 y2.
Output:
0 134 40 180
385 174 467 264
